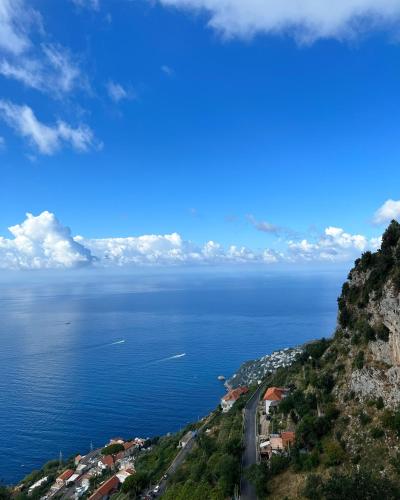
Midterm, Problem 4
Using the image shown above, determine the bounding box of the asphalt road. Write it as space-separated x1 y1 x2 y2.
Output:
150 435 197 498
240 386 263 500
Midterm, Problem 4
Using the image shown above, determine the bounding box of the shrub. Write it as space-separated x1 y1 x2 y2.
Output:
375 323 390 342
358 411 372 426
324 440 345 467
353 351 365 370
376 397 385 410
370 427 385 439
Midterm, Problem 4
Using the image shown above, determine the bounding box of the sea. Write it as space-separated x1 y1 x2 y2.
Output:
0 269 344 484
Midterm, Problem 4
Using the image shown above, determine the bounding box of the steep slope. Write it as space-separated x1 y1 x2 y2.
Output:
246 220 400 499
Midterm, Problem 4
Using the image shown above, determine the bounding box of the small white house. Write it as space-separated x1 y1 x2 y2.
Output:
263 387 287 414
221 387 249 413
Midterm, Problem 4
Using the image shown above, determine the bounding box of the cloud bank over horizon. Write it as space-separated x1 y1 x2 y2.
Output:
0 210 389 271
154 0 400 43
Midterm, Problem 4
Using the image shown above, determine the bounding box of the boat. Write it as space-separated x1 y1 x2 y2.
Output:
217 375 225 381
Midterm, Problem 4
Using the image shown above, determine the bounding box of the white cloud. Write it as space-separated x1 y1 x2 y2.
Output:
107 81 132 103
247 214 279 234
71 0 100 10
0 212 384 270
0 44 86 96
0 212 94 270
153 0 400 43
0 0 37 55
373 199 400 225
0 136 5 149
0 100 99 155
288 226 380 262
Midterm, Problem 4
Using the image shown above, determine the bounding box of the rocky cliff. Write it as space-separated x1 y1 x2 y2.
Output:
333 220 400 407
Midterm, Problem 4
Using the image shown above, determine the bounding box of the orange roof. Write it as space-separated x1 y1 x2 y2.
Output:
281 431 295 447
57 469 74 482
89 476 120 500
123 441 135 450
223 386 248 402
263 387 285 402
101 455 114 468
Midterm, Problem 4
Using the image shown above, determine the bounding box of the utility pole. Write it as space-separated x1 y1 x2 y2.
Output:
59 450 63 467
90 441 94 452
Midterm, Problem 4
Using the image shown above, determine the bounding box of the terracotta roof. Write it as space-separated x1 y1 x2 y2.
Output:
281 431 295 447
57 469 74 482
101 455 114 468
222 386 248 402
123 441 135 450
89 476 120 500
263 387 285 402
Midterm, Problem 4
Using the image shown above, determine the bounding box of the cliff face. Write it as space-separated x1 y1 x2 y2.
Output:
335 220 400 406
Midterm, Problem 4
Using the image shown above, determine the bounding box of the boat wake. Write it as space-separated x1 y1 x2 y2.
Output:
110 340 126 346
157 353 186 362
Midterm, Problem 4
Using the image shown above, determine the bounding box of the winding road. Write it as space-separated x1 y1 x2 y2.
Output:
240 386 263 500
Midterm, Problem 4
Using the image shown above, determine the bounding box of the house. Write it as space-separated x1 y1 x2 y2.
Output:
270 434 284 451
281 431 295 448
66 473 80 485
56 469 74 486
108 437 124 445
28 477 48 495
263 387 288 414
221 386 249 412
100 455 114 469
74 455 83 466
88 476 120 500
76 463 88 475
122 441 136 457
178 431 194 448
115 469 135 484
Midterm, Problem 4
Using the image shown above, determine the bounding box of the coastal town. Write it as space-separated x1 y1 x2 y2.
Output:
24 437 146 500
13 346 303 500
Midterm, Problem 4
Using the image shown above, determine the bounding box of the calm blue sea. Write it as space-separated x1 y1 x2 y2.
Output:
0 270 344 484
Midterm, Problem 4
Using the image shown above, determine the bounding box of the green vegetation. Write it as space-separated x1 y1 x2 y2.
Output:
101 443 125 456
162 390 254 500
303 468 400 499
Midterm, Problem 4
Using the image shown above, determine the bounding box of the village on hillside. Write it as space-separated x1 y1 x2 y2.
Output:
221 384 295 462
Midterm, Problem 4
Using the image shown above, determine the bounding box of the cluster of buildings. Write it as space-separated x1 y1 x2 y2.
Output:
30 436 147 500
259 386 295 460
227 346 303 388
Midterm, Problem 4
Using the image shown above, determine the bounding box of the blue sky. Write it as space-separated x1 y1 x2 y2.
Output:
0 0 400 269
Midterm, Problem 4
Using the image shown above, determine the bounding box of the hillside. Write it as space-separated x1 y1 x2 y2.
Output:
245 220 400 499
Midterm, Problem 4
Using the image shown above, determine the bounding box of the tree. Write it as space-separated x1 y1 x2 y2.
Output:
121 471 148 497
244 464 269 498
101 443 125 468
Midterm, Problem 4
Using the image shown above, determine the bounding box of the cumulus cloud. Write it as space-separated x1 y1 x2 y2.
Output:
0 212 94 270
288 226 380 262
0 100 99 155
0 212 385 270
153 0 400 43
373 199 400 225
